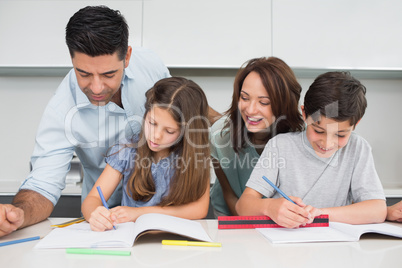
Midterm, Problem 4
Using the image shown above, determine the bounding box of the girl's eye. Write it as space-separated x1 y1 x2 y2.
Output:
314 129 324 134
104 74 115 78
166 130 175 134
260 102 270 106
337 134 346 138
149 120 156 126
240 95 248 101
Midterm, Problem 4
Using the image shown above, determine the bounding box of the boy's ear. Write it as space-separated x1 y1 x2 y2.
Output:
301 105 307 121
353 119 362 129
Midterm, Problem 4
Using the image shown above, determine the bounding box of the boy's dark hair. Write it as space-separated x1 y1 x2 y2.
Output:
304 71 367 126
65 6 129 60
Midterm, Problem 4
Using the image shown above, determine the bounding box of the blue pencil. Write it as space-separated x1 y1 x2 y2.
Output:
96 186 116 230
262 176 297 205
0 236 41 247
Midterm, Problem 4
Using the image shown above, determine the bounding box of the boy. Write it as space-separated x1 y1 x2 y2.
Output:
236 72 387 228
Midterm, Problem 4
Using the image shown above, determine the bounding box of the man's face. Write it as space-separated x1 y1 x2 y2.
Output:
71 48 131 106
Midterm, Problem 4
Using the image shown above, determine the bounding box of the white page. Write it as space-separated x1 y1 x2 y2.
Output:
257 222 402 244
331 222 402 240
35 222 136 249
133 213 212 242
257 224 354 244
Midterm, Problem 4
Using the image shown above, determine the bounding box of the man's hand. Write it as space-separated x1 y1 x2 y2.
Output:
0 204 24 237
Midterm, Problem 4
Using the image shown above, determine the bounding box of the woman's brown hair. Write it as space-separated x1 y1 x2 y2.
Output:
127 77 210 206
225 57 304 153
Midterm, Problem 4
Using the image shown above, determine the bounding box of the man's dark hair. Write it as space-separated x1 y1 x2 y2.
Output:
65 5 129 60
304 71 367 126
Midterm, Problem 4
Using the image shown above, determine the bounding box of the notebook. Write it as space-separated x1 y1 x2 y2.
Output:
257 221 402 244
35 213 212 248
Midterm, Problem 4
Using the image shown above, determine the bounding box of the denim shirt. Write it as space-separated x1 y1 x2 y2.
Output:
20 47 170 207
106 140 176 207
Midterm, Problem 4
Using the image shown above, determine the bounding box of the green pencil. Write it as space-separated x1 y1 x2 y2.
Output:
66 248 131 256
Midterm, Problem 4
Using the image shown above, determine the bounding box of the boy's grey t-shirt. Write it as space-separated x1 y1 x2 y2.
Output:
246 131 385 208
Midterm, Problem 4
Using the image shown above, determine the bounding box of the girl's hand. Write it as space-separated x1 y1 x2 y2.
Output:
266 196 311 229
88 206 116 232
110 206 141 223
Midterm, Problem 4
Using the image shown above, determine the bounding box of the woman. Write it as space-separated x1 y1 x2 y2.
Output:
210 57 304 217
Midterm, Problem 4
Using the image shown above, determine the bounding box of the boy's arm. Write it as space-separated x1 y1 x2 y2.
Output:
321 199 387 224
212 158 239 216
387 201 402 222
111 181 210 223
236 187 312 228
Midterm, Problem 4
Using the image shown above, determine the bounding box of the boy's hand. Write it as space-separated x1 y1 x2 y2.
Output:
88 206 116 232
303 205 323 224
110 206 141 223
387 201 402 222
266 196 312 228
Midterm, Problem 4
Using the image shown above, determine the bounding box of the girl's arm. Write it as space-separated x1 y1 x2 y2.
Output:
110 181 210 223
320 199 387 224
236 187 312 228
81 164 122 231
212 158 239 216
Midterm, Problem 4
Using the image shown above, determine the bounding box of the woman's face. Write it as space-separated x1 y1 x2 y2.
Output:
238 71 275 133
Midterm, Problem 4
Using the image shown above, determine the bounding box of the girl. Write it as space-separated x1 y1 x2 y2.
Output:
82 77 210 231
210 57 304 217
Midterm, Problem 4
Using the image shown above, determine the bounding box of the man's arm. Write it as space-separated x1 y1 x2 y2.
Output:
0 190 53 237
12 190 54 228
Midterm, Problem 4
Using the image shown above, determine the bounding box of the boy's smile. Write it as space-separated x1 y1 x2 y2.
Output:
303 112 355 158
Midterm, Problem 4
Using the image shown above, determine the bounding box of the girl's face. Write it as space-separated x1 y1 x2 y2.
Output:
144 106 181 160
238 71 275 134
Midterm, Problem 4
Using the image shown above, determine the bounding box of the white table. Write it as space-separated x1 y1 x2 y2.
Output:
1 218 401 268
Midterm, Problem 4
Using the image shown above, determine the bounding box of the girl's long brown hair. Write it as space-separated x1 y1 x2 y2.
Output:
127 77 210 206
225 57 304 153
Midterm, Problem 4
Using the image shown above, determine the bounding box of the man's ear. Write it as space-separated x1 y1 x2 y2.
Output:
124 46 132 68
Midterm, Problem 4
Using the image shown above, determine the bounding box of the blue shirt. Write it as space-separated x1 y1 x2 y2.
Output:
20 47 170 207
106 139 176 207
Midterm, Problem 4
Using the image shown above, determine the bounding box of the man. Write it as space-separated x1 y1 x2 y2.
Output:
0 5 172 237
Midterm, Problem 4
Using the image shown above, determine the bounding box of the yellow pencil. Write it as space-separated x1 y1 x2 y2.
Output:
162 240 221 247
50 216 85 228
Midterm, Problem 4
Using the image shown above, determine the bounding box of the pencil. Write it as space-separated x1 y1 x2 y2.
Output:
0 236 41 247
96 186 116 230
262 176 297 205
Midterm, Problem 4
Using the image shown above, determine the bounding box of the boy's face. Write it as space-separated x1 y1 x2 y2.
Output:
303 110 355 158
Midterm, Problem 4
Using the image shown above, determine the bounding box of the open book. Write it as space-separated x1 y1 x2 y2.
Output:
257 222 402 244
35 213 212 249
